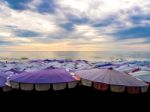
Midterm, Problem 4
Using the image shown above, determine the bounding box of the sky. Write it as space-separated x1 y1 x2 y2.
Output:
0 0 150 51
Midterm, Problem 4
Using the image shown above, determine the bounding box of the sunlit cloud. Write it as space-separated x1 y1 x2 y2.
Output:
0 0 150 51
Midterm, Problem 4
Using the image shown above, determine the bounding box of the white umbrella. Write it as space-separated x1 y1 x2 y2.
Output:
130 71 150 84
115 64 139 73
75 68 148 94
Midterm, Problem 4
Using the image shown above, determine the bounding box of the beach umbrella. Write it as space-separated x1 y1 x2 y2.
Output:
93 63 118 69
0 72 12 92
44 61 63 68
75 68 148 94
115 64 139 73
28 59 43 63
9 69 79 91
112 61 128 66
5 68 24 74
94 63 113 68
140 66 150 71
75 61 92 70
63 62 76 70
130 71 150 85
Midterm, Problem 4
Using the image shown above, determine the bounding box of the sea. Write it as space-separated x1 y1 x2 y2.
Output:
0 51 150 61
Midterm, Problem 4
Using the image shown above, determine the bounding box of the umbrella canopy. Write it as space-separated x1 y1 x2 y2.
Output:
130 71 150 84
94 63 113 68
0 72 12 92
28 59 43 63
115 65 139 73
140 66 150 71
75 68 148 94
9 69 78 91
0 75 6 87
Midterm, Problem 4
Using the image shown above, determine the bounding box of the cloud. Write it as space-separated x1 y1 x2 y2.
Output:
2 0 30 10
111 26 150 41
0 1 65 34
25 0 56 13
0 40 13 45
56 0 150 20
0 0 150 51
14 29 42 37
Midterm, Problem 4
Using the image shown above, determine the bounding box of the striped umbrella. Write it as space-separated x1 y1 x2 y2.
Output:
9 69 79 91
75 68 148 94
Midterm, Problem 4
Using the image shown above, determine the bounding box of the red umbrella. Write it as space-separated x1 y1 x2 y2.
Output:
75 68 148 94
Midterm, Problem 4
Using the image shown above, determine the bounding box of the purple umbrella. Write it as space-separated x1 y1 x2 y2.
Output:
0 76 6 87
75 68 148 94
45 66 58 70
28 59 44 63
43 59 59 63
10 61 19 64
9 69 78 91
5 68 24 74
95 63 113 68
0 72 12 92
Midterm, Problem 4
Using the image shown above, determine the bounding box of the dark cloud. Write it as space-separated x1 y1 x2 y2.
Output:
59 22 74 31
37 0 56 13
14 29 42 37
3 0 30 10
130 14 150 24
0 40 18 46
111 26 150 41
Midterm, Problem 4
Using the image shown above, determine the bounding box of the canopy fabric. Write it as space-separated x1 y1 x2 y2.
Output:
95 63 113 68
28 59 44 63
9 69 76 84
0 73 6 87
115 65 138 73
130 71 150 83
75 68 148 87
130 71 150 77
136 75 150 83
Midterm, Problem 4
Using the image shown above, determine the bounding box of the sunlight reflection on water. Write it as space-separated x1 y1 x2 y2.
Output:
0 51 150 61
